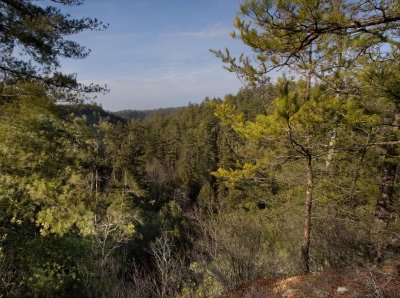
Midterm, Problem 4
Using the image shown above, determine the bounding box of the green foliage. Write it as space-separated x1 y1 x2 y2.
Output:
0 82 142 295
0 83 94 236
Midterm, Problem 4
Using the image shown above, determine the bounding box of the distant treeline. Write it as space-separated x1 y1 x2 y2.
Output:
113 107 184 121
60 103 126 125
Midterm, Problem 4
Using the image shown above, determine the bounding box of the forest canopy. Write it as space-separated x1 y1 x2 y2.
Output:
0 0 400 297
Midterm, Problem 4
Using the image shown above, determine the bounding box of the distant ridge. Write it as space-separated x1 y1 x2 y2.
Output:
113 107 183 121
59 104 126 125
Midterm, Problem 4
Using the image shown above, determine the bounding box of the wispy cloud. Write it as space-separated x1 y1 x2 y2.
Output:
160 25 230 39
95 32 142 41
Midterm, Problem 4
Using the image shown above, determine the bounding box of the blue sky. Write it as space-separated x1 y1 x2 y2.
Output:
60 0 250 111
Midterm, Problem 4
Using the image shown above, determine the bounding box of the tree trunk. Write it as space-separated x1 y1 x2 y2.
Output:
375 112 399 225
301 159 313 274
375 146 397 227
325 128 337 169
299 47 314 275
374 112 398 262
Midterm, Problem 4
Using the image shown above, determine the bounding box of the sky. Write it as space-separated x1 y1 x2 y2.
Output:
60 0 251 111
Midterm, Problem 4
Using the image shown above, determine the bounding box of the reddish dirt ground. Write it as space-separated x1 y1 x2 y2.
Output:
224 261 400 297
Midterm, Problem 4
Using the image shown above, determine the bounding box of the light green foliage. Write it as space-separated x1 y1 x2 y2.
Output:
212 60 396 275
0 83 95 236
0 82 142 295
214 78 337 185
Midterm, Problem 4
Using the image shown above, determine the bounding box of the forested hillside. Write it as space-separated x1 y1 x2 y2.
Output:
1 0 400 297
113 107 183 121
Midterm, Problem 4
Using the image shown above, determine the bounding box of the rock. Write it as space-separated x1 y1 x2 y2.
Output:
337 287 349 294
313 289 331 297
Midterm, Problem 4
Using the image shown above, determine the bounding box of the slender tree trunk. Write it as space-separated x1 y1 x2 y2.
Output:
374 112 398 262
375 149 396 227
301 158 313 274
374 145 397 263
326 27 343 170
375 112 399 225
300 47 314 275
325 128 337 169
95 168 98 202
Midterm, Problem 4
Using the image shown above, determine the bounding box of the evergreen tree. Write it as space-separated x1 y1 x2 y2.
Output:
0 0 107 94
213 0 400 273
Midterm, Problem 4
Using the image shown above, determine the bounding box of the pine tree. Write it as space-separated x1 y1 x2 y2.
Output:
214 0 400 273
0 0 107 94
